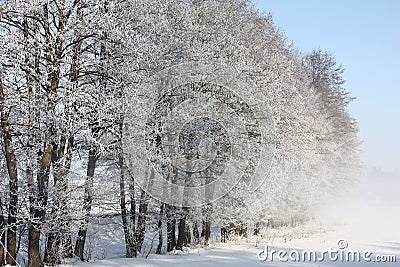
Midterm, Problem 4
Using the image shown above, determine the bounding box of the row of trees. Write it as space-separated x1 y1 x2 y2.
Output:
0 0 360 266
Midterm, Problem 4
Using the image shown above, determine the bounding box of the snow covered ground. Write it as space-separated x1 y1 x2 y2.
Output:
61 170 400 267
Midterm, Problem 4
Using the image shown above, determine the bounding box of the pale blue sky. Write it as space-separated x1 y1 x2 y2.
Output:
254 0 400 172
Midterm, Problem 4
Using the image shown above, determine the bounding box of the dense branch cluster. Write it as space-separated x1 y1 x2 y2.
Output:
0 0 360 266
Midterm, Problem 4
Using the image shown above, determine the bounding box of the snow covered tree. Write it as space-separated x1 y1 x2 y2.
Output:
0 0 360 264
0 0 114 265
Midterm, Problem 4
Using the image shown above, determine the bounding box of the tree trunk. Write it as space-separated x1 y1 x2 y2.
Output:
28 143 53 267
201 204 212 246
166 205 176 252
74 146 97 261
28 224 43 267
221 227 227 242
166 170 177 252
61 3 82 257
6 164 17 267
185 221 191 245
201 167 214 246
238 224 247 238
29 3 63 265
45 160 59 263
134 189 148 255
119 143 136 258
0 198 5 266
192 221 200 244
127 171 136 257
63 235 73 258
62 137 74 259
155 204 164 254
132 163 153 255
44 232 58 264
44 133 74 263
177 164 191 250
0 74 18 266
177 210 188 249
254 222 262 236
27 179 48 267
